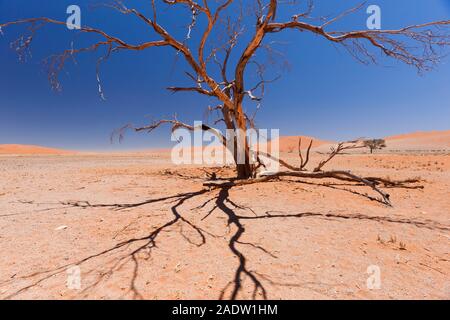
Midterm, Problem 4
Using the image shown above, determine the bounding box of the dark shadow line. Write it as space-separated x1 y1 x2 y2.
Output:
1 189 211 299
237 211 450 231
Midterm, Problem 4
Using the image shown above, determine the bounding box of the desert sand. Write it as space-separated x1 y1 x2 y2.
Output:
0 131 449 300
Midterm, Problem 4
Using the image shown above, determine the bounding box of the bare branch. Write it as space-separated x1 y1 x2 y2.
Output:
167 86 215 96
298 138 313 170
266 16 450 72
133 117 227 146
314 141 365 172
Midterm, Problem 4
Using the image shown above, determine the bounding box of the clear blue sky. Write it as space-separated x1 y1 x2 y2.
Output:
1 0 449 150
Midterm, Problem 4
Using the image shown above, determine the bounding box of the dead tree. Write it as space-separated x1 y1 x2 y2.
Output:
1 0 449 185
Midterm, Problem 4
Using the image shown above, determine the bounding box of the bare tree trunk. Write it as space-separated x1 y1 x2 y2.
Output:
236 153 253 179
232 102 253 179
231 134 253 179
236 163 252 179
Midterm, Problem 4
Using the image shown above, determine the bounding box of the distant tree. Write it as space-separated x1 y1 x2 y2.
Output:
0 1 445 203
363 139 387 154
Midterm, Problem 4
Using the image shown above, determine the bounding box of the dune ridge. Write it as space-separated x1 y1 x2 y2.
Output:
384 130 450 150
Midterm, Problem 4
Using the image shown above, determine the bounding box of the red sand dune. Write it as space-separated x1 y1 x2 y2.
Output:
276 136 334 153
384 130 450 150
0 144 73 155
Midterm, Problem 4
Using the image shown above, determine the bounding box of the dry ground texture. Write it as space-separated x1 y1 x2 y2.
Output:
0 148 449 300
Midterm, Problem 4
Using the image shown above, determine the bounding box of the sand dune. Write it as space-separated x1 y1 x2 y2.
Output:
276 136 333 153
1 130 448 155
384 130 450 151
0 144 73 155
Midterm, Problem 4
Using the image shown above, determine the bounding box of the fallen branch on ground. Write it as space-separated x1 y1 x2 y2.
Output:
204 139 424 206
204 170 393 205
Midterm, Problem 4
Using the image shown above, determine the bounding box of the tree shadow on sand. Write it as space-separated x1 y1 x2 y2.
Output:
1 183 448 300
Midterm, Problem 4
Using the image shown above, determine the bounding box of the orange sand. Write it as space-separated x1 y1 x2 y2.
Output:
0 131 448 300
